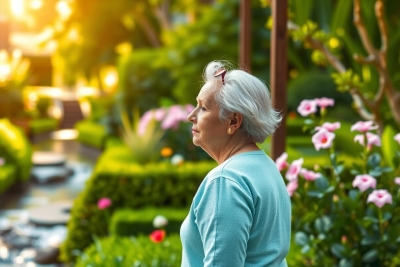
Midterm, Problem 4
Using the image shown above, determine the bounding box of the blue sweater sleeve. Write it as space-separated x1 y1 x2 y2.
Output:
194 177 253 267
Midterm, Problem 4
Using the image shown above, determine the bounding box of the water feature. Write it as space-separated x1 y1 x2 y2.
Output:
0 134 100 266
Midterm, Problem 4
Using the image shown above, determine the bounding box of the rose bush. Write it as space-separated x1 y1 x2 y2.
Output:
280 98 400 266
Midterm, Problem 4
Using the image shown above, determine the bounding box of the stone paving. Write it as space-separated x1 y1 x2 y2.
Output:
0 136 100 266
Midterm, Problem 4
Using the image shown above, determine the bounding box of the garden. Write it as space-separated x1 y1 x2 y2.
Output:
1 0 400 266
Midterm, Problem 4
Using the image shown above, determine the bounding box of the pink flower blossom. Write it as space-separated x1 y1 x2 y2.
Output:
285 158 304 181
286 180 298 197
367 189 392 208
395 177 400 185
297 100 317 117
185 104 195 113
275 152 289 171
315 97 335 108
311 129 335 151
300 168 321 181
353 133 381 149
0 158 4 166
161 105 189 130
315 122 341 132
97 197 112 210
394 133 400 145
351 121 378 133
352 174 377 192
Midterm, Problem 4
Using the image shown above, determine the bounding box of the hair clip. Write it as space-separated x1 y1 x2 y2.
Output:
214 68 227 85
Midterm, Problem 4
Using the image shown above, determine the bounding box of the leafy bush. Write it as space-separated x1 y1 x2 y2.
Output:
278 97 400 266
0 119 32 182
60 147 216 263
75 234 182 267
110 207 189 237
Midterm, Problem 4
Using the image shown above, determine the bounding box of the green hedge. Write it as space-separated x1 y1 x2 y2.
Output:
0 119 32 182
60 147 216 263
75 234 182 267
30 118 59 136
0 164 16 194
75 120 108 149
110 207 189 237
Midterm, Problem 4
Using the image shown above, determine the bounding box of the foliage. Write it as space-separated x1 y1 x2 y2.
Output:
0 119 32 182
286 0 400 130
74 120 108 149
60 146 216 263
120 108 165 164
0 50 31 118
110 207 189 237
75 234 182 267
279 98 400 266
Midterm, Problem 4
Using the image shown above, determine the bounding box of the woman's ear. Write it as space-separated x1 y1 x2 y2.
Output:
229 113 243 132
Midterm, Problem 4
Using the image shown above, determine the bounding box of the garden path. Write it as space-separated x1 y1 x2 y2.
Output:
0 135 101 266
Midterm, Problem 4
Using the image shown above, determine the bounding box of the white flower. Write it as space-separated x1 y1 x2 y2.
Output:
153 215 168 228
171 154 184 165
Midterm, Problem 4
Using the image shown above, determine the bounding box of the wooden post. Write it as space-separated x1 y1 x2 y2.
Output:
239 0 251 72
270 0 288 160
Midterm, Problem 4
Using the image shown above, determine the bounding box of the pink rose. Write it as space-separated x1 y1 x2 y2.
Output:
97 197 112 210
297 100 317 117
315 122 341 132
315 97 335 108
351 121 378 133
352 174 377 192
394 133 400 145
300 168 321 181
367 189 392 208
275 152 289 171
312 129 335 151
285 158 304 181
286 180 298 197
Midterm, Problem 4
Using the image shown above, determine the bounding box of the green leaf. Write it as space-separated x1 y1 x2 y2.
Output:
363 216 379 223
334 165 345 175
368 168 382 177
362 249 378 263
348 190 359 200
307 190 324 198
295 231 309 246
331 243 345 258
383 212 392 222
315 216 332 233
339 258 353 267
382 126 397 168
299 244 310 254
304 119 315 125
361 234 379 246
315 176 329 191
367 153 381 168
325 186 335 194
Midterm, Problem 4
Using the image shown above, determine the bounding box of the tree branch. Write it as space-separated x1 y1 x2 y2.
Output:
353 0 378 59
134 12 161 47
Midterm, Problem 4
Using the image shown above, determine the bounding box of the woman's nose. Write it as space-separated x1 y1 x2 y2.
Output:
187 110 196 122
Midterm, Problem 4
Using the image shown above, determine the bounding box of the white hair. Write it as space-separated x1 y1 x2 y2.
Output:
203 60 282 143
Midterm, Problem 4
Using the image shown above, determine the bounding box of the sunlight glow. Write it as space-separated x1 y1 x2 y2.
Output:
30 0 43 10
10 0 25 17
56 0 72 20
51 129 78 140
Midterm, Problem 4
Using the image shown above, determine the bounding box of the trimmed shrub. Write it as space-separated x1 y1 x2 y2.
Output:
0 164 16 194
109 207 189 237
30 118 59 136
0 119 32 182
75 120 108 149
60 147 216 263
75 234 182 267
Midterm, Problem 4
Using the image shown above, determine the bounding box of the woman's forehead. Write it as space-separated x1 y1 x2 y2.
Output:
197 82 217 102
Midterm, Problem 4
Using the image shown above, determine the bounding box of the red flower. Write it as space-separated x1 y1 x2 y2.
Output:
149 230 166 243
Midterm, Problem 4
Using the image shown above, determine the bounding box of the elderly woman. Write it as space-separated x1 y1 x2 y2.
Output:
180 61 291 267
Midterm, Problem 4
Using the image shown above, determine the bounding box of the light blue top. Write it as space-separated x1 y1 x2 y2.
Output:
180 150 291 267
